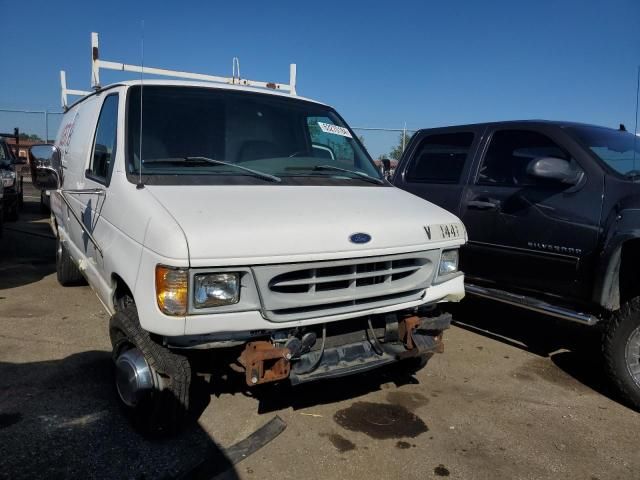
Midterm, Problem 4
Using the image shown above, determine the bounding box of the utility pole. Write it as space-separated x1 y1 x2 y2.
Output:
634 65 639 169
402 122 407 153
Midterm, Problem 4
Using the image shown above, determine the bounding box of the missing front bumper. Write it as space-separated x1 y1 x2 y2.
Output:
237 310 451 386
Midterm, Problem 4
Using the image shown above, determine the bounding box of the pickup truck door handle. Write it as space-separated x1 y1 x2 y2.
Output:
467 198 501 210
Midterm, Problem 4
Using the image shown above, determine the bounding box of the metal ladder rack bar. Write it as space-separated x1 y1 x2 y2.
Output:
60 70 92 110
60 32 298 109
90 32 296 95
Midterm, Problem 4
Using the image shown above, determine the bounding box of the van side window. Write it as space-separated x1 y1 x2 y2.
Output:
88 94 119 183
478 130 572 186
405 132 474 183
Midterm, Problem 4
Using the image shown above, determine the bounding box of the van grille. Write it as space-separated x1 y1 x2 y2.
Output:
270 258 423 294
251 251 438 322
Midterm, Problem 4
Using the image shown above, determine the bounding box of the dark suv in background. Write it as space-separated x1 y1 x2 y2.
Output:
0 136 25 221
393 120 640 410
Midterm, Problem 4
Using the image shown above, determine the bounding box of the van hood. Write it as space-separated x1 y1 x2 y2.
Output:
146 185 465 266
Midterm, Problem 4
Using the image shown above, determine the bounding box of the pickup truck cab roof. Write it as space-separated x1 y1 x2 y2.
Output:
413 119 621 131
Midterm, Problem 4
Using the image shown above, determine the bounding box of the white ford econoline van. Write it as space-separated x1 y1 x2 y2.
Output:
29 33 466 433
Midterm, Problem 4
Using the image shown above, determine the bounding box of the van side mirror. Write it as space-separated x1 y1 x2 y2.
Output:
527 156 581 185
29 144 62 190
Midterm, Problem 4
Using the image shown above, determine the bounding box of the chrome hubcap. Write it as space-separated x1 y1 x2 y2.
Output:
115 347 154 407
625 326 640 388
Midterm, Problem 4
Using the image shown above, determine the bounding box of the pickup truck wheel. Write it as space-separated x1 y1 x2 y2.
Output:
603 297 640 410
56 237 86 286
109 306 192 435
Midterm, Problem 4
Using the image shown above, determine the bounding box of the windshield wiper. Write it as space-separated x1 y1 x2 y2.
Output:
312 165 384 184
141 157 281 183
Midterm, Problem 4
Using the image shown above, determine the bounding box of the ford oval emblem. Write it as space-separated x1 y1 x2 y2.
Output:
349 233 372 244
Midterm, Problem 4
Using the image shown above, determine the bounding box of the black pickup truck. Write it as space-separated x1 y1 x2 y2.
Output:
393 120 640 409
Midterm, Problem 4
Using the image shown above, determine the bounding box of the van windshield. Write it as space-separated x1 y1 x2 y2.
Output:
126 86 382 186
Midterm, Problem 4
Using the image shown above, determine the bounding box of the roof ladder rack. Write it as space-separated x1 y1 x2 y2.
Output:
60 32 298 109
60 71 92 110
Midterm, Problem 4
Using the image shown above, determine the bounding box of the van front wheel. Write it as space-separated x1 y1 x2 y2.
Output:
109 306 192 435
55 237 85 286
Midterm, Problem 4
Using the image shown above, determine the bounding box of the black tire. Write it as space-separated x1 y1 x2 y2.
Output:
56 237 86 286
602 297 640 411
4 200 17 222
10 202 18 221
109 306 193 435
40 191 48 213
404 353 432 373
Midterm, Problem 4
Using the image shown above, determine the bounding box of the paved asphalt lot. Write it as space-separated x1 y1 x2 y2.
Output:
1 186 639 479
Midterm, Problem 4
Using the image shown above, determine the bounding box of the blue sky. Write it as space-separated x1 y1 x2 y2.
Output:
1 0 639 158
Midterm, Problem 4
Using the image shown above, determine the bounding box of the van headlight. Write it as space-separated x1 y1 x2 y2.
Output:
438 249 459 276
194 272 240 308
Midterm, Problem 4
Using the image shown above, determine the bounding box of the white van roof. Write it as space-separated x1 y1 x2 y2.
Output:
111 79 325 104
62 79 326 112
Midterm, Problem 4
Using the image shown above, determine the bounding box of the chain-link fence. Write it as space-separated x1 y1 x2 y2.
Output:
0 107 415 168
0 109 63 144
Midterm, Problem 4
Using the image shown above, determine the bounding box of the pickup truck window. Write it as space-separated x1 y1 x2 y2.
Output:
405 132 474 184
88 94 119 184
478 129 571 186
565 125 640 178
125 86 381 186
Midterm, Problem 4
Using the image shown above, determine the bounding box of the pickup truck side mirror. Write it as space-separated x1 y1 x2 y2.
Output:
526 156 582 185
29 144 62 190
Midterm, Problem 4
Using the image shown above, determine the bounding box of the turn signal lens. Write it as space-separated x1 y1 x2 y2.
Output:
155 265 188 316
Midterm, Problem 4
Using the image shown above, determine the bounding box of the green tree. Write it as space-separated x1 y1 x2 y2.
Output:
18 132 43 141
388 131 412 160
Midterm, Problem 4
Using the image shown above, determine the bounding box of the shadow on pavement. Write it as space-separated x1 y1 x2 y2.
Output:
202 353 423 415
0 346 423 479
0 351 238 480
256 362 422 414
0 195 55 290
451 298 621 405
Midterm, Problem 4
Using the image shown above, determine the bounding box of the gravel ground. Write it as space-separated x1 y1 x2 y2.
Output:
1 188 639 480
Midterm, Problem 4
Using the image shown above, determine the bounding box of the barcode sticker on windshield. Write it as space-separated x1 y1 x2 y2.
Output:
318 122 352 138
